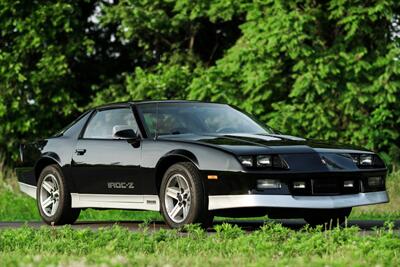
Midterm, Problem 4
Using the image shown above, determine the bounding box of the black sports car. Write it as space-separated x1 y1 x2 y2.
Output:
16 101 389 228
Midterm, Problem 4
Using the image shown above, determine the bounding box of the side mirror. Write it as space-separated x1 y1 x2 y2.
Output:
112 125 139 140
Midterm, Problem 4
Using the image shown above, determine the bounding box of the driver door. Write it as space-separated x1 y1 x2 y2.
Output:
71 107 143 196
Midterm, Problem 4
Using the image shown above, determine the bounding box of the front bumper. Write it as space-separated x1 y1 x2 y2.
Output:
205 169 387 196
208 191 389 210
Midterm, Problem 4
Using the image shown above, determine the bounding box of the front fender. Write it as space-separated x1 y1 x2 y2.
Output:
162 149 199 166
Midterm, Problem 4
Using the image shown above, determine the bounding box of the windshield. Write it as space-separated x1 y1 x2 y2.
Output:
137 102 274 137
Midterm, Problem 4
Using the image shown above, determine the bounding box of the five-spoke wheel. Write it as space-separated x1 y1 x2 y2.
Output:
37 165 80 225
165 174 192 223
39 174 60 217
160 162 213 229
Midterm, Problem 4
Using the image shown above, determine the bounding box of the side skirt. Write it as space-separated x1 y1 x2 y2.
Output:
71 193 160 211
18 182 160 212
18 182 36 199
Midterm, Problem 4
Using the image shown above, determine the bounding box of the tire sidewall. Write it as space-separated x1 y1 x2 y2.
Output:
160 163 205 228
37 165 67 224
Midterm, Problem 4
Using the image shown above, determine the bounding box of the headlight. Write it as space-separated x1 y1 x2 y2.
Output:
238 156 253 167
360 154 373 166
350 154 359 164
238 155 288 169
350 153 385 168
256 155 272 167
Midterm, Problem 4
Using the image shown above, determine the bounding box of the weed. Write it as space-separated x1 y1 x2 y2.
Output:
1 224 398 266
214 223 244 239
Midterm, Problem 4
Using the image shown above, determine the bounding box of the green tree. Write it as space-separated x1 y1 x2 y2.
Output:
93 0 245 103
189 0 400 165
0 0 399 167
0 0 125 162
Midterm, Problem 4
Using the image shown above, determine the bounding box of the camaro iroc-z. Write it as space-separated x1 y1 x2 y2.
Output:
16 101 389 228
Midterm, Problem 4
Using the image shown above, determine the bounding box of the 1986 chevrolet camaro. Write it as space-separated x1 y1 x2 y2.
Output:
16 101 389 228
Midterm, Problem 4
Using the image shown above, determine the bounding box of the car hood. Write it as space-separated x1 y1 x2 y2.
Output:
159 133 371 155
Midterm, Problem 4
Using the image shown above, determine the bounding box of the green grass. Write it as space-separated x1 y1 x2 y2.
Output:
0 223 399 266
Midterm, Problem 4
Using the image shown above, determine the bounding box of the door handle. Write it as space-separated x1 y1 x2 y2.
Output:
75 149 87 155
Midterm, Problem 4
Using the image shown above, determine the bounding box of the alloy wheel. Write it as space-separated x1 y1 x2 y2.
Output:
164 174 191 223
39 174 60 217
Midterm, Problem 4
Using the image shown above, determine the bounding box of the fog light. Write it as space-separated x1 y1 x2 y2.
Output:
257 179 281 189
368 177 383 187
293 181 306 189
343 180 354 188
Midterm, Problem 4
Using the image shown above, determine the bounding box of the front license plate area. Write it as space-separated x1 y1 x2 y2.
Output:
311 179 340 195
291 178 360 196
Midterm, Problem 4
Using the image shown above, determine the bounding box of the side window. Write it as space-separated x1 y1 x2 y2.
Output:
142 112 189 136
83 108 138 139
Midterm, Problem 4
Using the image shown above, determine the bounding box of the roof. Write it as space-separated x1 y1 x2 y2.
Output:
93 100 206 110
132 100 202 105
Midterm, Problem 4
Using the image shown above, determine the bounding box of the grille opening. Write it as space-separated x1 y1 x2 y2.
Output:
291 178 360 196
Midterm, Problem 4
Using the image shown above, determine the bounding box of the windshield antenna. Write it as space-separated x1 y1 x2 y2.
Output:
154 102 159 140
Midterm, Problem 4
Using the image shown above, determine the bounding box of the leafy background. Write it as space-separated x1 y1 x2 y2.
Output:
1 0 399 168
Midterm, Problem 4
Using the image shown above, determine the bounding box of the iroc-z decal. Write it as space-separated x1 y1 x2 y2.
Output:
107 182 135 189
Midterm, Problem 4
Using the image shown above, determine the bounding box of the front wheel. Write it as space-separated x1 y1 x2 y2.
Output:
160 162 213 229
37 165 80 225
304 208 352 227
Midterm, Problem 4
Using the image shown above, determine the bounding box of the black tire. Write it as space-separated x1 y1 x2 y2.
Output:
160 162 213 229
304 208 352 227
36 165 80 225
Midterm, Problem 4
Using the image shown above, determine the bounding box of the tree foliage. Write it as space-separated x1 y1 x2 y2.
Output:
189 0 400 164
0 0 399 166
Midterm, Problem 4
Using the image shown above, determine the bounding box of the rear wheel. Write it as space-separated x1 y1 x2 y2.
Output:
304 208 352 227
37 165 80 225
160 162 213 229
